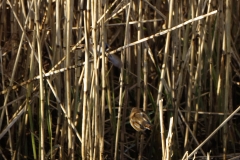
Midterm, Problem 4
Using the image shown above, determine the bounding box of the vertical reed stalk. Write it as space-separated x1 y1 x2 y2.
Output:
82 10 90 159
65 0 73 157
136 0 142 110
157 0 174 157
223 0 231 159
159 99 165 159
33 1 44 159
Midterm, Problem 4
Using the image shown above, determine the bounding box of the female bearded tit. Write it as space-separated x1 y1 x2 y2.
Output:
129 107 152 132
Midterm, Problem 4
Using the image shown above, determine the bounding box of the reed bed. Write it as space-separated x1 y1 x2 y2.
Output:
0 0 240 160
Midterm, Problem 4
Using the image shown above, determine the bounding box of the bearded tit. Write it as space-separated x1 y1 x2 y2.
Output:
79 41 123 68
129 107 152 132
107 54 123 69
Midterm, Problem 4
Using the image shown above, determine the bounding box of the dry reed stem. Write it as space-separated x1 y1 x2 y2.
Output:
1 1 240 159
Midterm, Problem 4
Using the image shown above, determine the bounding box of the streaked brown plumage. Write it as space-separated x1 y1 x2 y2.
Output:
129 107 152 132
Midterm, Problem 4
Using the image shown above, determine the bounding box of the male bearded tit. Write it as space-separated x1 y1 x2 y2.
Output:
78 41 123 68
107 54 123 69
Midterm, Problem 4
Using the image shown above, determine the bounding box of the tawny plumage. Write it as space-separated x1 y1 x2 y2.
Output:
129 107 152 132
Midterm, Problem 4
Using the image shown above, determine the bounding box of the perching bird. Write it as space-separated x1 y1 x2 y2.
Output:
77 42 123 68
107 54 123 69
129 107 152 132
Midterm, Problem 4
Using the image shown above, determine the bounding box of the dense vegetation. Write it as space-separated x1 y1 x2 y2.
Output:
0 0 240 159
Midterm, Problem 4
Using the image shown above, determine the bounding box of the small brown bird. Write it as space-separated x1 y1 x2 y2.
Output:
129 107 152 132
